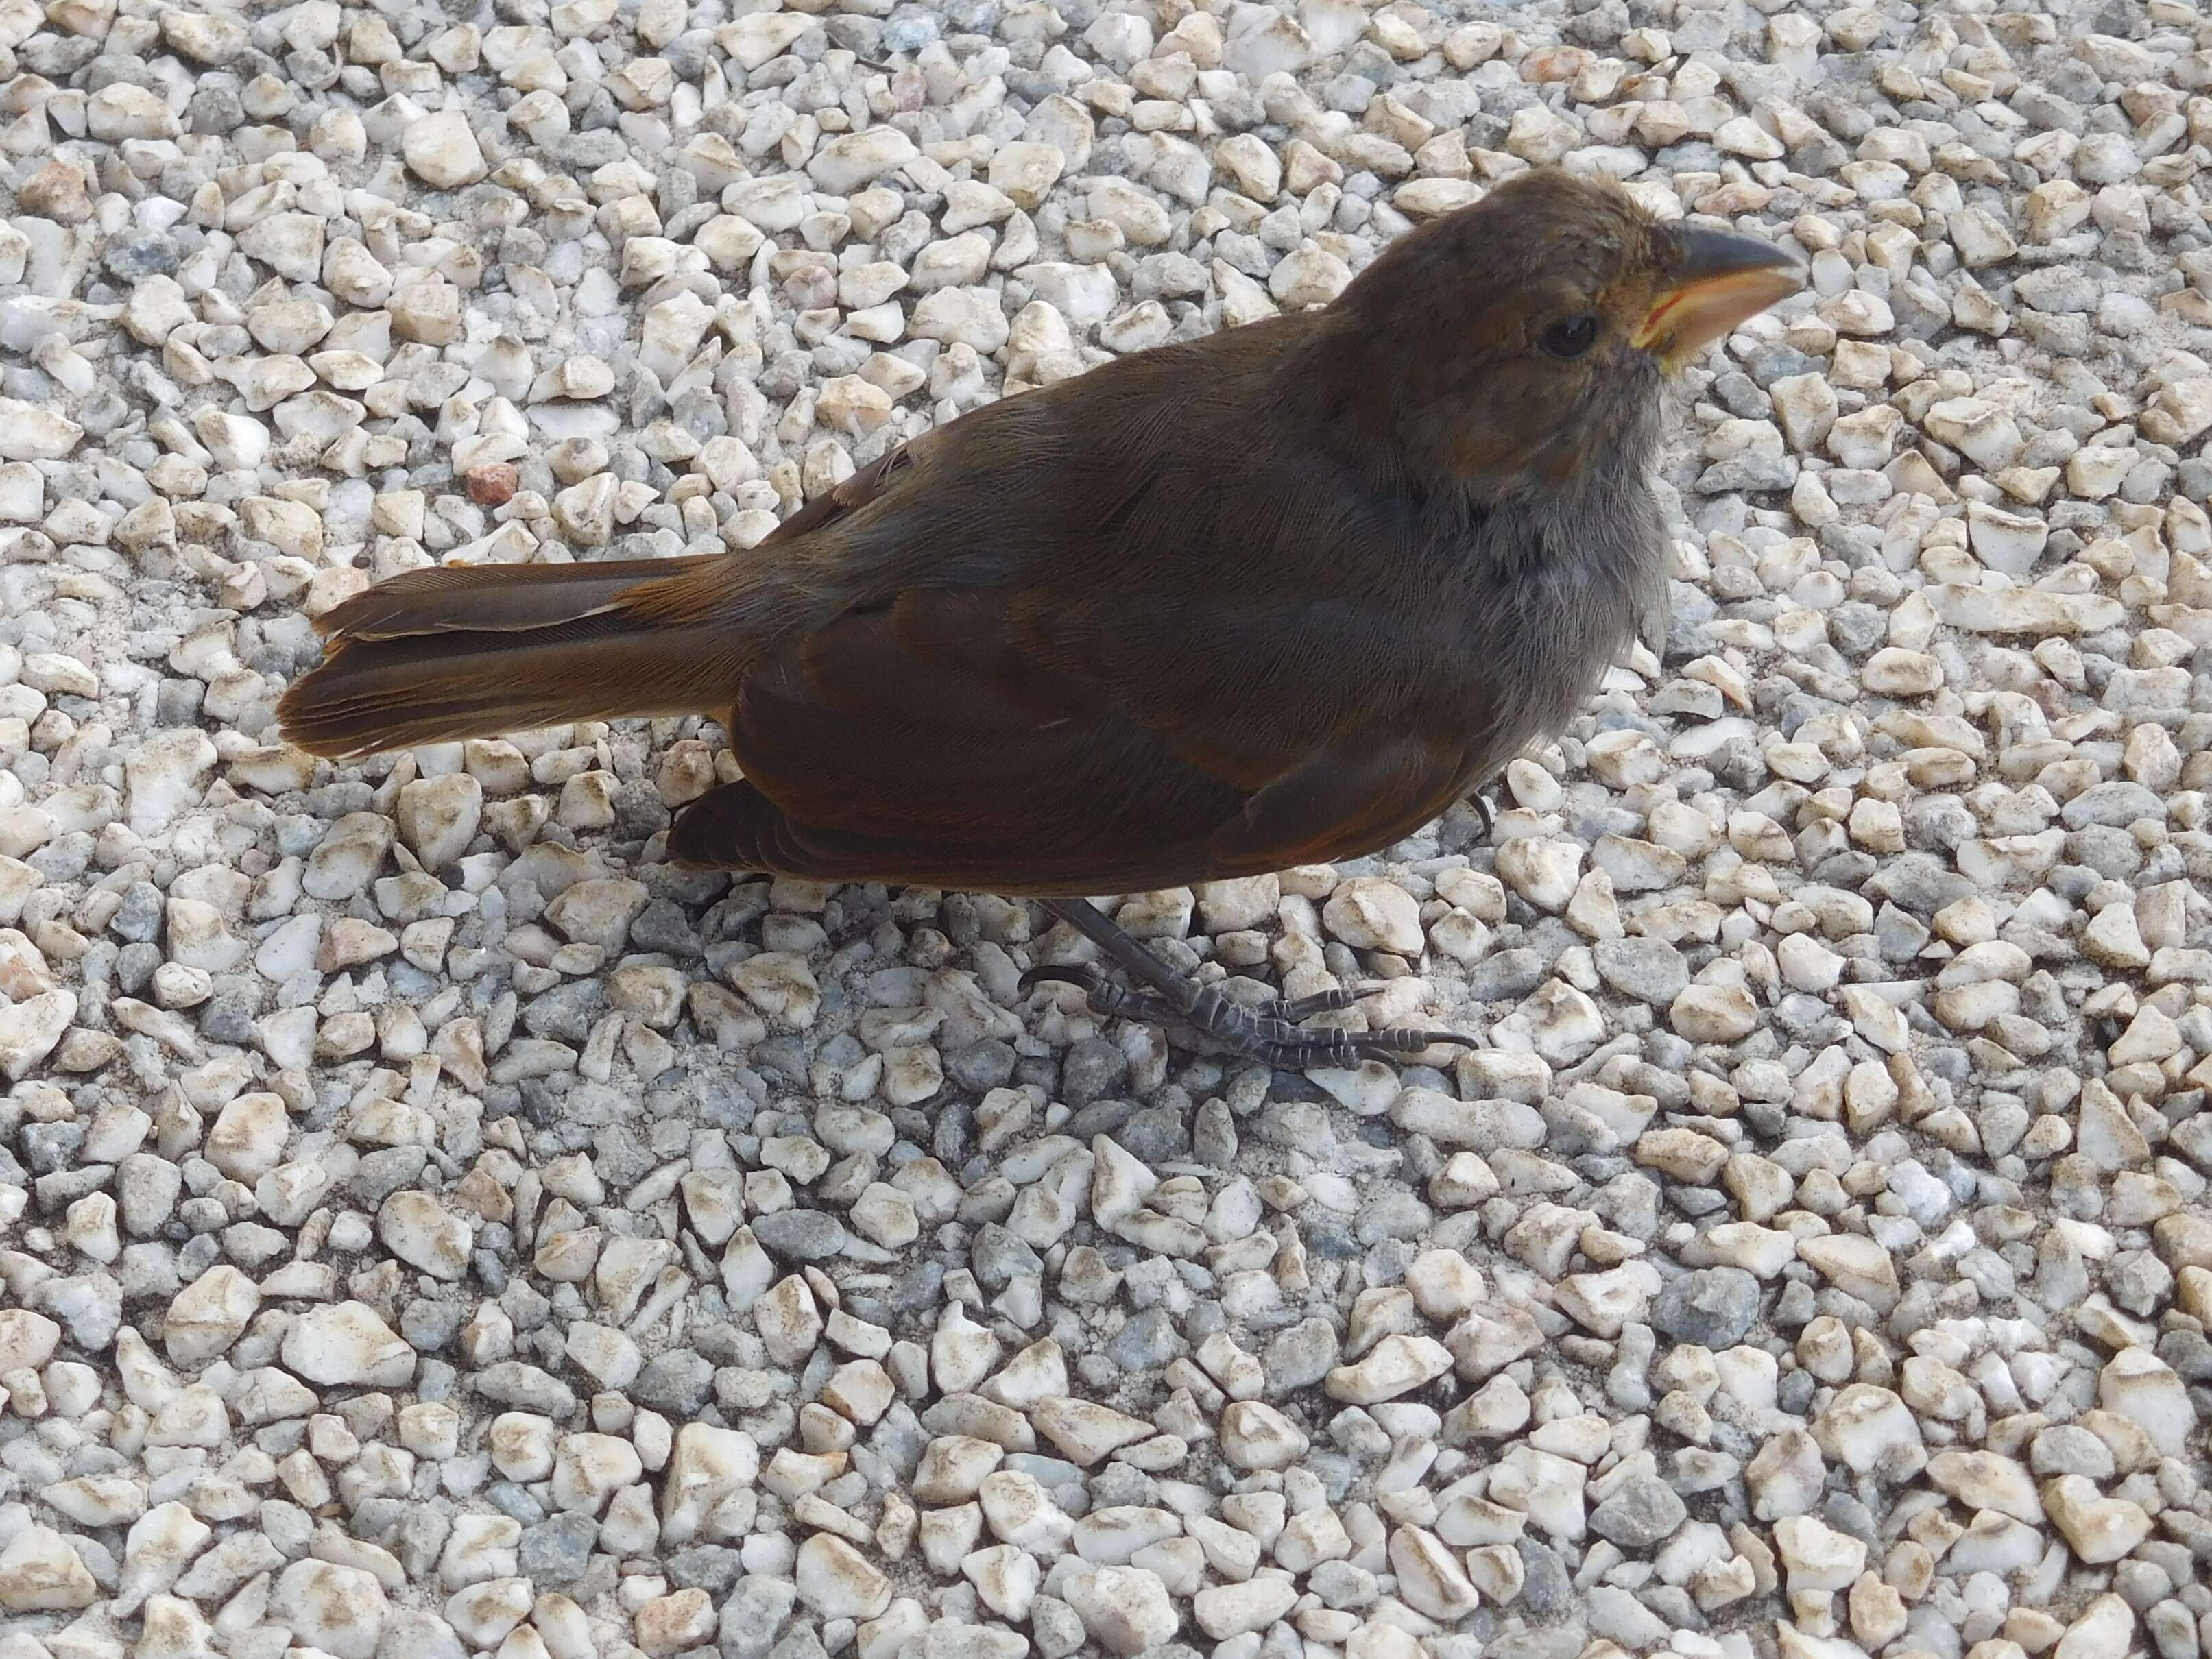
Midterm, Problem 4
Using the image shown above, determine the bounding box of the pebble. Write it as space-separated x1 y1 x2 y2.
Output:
281 1302 417 1387
1323 877 1424 954
276 1560 389 1658
1062 1565 1180 1656
0 1527 99 1612
402 110 488 189
794 1536 891 1620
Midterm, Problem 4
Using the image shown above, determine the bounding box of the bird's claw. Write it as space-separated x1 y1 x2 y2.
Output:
1021 964 1479 1069
1468 788 1499 840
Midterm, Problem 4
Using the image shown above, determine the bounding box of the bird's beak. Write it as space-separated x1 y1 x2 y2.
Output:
1634 226 1804 365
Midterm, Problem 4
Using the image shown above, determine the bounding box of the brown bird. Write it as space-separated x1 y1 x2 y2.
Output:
278 170 1801 1067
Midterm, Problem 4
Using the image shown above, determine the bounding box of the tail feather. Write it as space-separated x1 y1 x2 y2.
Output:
278 555 740 758
308 557 701 641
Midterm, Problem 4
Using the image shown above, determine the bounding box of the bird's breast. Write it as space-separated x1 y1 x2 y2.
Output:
1434 484 1665 779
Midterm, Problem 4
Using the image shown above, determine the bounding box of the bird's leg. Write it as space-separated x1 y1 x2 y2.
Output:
1021 973 1371 1029
1022 897 1479 1068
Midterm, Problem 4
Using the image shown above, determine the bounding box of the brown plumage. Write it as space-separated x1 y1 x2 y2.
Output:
279 171 1800 1064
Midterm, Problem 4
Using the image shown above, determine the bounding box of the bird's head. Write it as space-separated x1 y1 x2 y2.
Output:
1332 169 1805 494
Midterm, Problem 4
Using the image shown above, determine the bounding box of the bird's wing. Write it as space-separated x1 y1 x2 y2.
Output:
664 583 1472 895
759 443 917 547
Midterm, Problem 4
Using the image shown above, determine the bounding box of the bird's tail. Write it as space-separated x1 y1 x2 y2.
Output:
276 555 745 758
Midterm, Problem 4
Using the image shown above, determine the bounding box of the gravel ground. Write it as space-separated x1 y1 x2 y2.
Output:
4 3 2212 1659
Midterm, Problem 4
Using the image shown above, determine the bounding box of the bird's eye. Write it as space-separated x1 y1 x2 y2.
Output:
1539 315 1600 359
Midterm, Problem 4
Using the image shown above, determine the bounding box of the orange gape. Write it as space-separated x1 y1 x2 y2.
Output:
278 169 1801 1067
